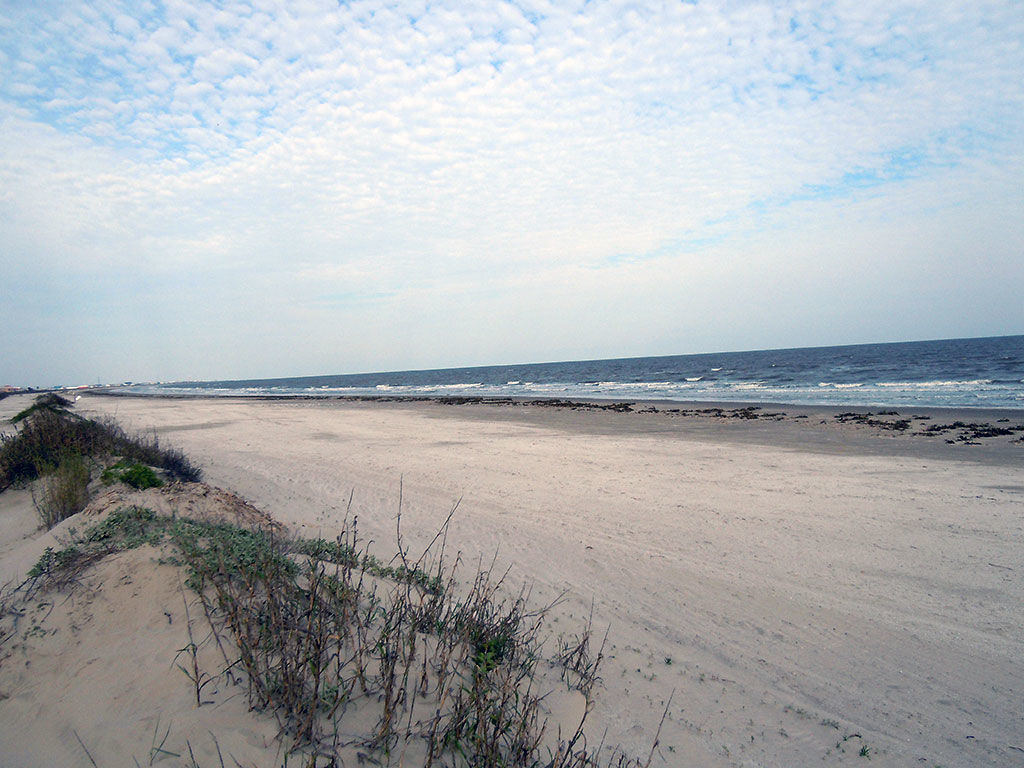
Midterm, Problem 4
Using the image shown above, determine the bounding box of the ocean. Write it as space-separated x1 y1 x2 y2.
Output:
127 335 1024 410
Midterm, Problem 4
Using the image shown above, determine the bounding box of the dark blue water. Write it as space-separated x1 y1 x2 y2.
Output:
129 335 1024 409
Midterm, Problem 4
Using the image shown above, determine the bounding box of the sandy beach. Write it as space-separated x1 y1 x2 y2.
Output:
2 392 1023 766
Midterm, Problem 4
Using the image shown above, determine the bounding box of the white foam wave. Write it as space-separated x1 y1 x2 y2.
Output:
876 379 993 388
431 382 482 390
136 358 1021 411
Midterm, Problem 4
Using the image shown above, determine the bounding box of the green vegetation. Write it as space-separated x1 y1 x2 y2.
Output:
28 506 165 581
101 459 164 490
293 535 443 593
835 733 873 760
11 392 75 423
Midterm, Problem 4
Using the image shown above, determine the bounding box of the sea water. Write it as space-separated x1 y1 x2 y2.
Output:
127 335 1024 409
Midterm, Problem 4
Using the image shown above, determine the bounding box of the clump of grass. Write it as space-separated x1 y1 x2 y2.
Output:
101 459 164 490
835 733 873 760
556 602 608 700
33 451 90 528
21 506 661 767
0 396 200 497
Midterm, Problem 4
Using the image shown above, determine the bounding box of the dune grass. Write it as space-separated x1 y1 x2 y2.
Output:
20 502 662 767
32 452 91 529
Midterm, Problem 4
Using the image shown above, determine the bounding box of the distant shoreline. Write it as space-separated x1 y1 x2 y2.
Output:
79 390 1024 467
90 386 1024 416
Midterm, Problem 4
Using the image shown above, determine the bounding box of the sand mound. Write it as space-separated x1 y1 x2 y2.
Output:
0 483 283 767
0 481 281 594
0 481 598 767
79 480 284 533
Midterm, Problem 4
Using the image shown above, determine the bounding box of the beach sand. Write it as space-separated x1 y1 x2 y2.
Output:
1 392 1022 766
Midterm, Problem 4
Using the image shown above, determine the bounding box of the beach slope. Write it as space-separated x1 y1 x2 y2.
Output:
2 393 1022 766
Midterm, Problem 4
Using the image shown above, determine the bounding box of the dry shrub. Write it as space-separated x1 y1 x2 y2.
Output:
33 452 90 528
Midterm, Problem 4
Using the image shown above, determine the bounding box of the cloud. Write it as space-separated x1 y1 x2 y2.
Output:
1 0 1022 383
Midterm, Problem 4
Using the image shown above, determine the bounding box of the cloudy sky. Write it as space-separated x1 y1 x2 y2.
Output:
2 0 1022 386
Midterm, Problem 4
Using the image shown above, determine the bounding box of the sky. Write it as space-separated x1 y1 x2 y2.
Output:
1 0 1022 387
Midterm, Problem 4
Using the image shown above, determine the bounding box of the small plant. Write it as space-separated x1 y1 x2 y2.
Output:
836 733 872 759
28 545 82 579
174 586 216 708
102 460 164 489
147 717 180 764
555 603 608 700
